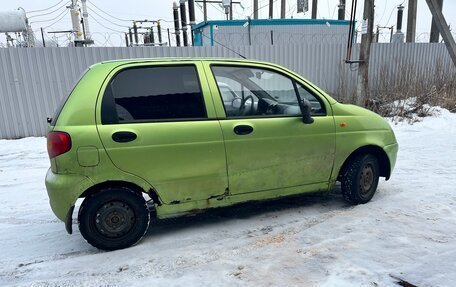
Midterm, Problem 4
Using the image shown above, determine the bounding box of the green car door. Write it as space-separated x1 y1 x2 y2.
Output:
205 62 336 195
96 62 228 204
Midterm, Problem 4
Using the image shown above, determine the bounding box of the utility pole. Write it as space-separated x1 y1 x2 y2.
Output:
157 21 163 46
406 0 417 42
253 0 258 19
188 0 196 45
173 2 181 46
269 0 273 19
150 26 155 44
133 21 139 45
180 0 188 46
429 0 443 42
128 28 133 46
375 25 379 43
188 0 196 25
230 0 233 20
125 33 129 47
80 0 92 42
338 0 345 20
280 0 286 18
390 25 393 42
356 0 374 106
69 0 83 46
80 17 86 42
167 28 171 46
203 0 207 21
311 0 317 19
40 28 46 47
425 0 456 66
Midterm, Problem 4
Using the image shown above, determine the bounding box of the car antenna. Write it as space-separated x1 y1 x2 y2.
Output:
200 34 247 59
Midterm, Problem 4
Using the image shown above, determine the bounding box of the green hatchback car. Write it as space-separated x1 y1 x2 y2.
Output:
45 58 398 250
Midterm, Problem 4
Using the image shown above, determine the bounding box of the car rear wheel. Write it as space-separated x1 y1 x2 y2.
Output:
341 154 380 204
78 187 150 250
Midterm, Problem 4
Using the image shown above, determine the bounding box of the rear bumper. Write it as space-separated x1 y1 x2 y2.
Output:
384 142 399 179
45 168 93 226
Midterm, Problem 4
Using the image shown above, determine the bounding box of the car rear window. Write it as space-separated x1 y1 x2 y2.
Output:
101 65 207 124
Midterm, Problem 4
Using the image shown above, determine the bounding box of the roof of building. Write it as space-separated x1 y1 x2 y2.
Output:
192 18 351 30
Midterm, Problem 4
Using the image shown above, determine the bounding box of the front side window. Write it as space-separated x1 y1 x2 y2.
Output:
211 66 302 118
296 84 325 115
102 65 206 124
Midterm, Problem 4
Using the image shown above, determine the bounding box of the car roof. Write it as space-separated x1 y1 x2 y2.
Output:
99 57 274 66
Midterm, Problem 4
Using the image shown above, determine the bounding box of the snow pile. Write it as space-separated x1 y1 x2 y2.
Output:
387 97 446 124
0 109 455 286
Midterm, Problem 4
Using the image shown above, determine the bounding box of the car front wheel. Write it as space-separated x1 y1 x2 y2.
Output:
78 187 150 250
341 154 380 204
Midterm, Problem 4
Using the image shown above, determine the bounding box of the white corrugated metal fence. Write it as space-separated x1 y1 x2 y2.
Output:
0 43 453 138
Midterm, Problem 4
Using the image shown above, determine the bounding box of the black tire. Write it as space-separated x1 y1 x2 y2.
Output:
340 154 380 204
78 187 150 251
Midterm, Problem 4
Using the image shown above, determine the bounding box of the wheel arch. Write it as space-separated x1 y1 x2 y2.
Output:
79 180 161 205
338 145 391 180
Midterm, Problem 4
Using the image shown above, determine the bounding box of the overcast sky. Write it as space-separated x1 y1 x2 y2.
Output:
1 0 456 46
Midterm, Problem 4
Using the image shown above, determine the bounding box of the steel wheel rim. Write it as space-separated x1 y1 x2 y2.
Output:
360 164 374 194
95 201 135 238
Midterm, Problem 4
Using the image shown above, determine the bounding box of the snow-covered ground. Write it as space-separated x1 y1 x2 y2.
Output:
0 109 455 287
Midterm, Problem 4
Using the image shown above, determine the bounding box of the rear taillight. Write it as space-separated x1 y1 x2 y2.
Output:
47 131 72 158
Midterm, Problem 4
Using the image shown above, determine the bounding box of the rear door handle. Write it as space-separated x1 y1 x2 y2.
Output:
112 131 137 143
233 125 253 135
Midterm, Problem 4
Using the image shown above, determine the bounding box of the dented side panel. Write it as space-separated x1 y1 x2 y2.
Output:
95 61 229 204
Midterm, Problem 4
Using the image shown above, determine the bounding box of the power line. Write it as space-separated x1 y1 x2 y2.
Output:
331 4 338 19
376 0 389 24
42 10 69 30
327 0 332 19
195 3 213 20
288 5 297 16
30 8 68 25
382 7 396 27
86 0 132 22
87 7 129 28
201 33 246 59
210 3 226 15
27 0 66 14
157 19 178 23
28 1 70 19
89 13 126 34
384 1 407 27
233 3 246 19
250 0 279 17
88 0 168 26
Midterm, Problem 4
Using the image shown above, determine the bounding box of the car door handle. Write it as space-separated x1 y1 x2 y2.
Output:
112 131 137 143
233 125 253 135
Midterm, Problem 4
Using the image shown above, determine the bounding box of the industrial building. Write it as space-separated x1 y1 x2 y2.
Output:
192 19 352 46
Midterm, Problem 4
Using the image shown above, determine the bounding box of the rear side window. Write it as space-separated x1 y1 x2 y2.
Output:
101 65 206 124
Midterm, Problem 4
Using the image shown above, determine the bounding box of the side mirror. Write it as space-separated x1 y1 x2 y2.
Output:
301 98 314 124
232 98 242 109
